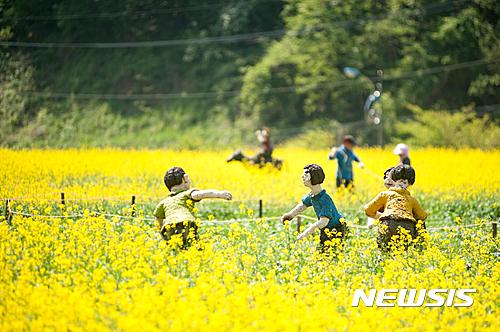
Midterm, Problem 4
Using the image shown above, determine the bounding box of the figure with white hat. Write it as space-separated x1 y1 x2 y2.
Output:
393 143 411 166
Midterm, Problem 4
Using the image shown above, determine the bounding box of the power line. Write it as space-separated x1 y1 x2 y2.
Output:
0 0 470 49
0 0 463 22
0 29 285 48
21 58 498 101
381 58 499 82
22 90 240 100
0 0 285 21
2 3 227 21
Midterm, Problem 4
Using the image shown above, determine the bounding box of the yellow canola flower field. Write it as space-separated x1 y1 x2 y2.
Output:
1 148 499 203
0 148 499 331
0 216 498 331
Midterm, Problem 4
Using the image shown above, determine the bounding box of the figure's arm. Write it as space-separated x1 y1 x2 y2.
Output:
328 147 338 160
191 190 232 201
412 198 428 221
353 152 364 168
256 130 267 144
153 204 165 230
297 217 329 240
156 217 163 230
364 193 386 218
281 202 307 223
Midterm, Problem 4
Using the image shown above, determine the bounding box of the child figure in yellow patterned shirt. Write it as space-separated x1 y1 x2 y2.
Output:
364 164 427 251
154 167 232 248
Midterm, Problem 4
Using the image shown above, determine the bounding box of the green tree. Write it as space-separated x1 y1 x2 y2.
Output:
395 105 500 148
240 0 499 130
0 26 34 145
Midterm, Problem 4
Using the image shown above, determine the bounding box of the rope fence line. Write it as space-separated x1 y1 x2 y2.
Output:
0 194 256 203
2 193 498 236
293 215 498 232
7 210 280 224
0 194 155 201
429 222 497 231
359 167 385 181
4 210 497 234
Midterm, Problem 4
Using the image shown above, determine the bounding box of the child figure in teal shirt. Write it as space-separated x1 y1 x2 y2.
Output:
329 135 365 188
281 164 347 251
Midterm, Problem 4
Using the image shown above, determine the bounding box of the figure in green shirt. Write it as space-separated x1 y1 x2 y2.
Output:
154 166 232 249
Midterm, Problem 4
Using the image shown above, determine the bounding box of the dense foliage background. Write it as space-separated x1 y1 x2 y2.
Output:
1 0 498 148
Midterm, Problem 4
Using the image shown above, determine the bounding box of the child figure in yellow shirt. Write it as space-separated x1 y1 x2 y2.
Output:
154 167 232 249
364 164 427 251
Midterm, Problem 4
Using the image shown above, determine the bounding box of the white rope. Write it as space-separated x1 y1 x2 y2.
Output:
2 194 161 200
204 219 250 226
429 221 496 231
1 194 63 201
299 214 369 229
5 210 497 231
10 211 83 219
7 210 278 225
2 195 254 205
297 214 497 231
358 166 384 181
9 210 153 220
1 194 136 201
103 213 155 221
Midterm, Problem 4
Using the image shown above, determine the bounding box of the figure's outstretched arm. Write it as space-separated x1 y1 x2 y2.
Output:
364 193 386 218
412 198 428 221
156 217 163 230
281 202 307 223
256 130 266 143
353 152 364 168
328 147 338 160
297 217 329 240
191 190 232 201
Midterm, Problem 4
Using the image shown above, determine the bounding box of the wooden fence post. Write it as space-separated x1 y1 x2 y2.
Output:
296 216 302 233
60 192 65 206
493 222 497 238
4 199 12 226
131 195 136 217
258 199 263 218
3 200 8 220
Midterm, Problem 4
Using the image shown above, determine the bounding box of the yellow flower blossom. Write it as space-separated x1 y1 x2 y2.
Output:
0 148 497 331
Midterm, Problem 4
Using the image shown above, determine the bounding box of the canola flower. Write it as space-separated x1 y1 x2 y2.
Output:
0 148 498 203
0 148 498 331
0 214 498 331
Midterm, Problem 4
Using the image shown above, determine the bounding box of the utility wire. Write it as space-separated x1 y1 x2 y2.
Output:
21 58 499 101
0 0 465 21
0 0 285 21
0 30 285 48
380 58 498 82
0 0 470 48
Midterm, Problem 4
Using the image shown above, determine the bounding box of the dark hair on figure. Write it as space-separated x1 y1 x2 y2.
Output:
304 164 325 185
164 166 186 191
390 164 416 185
383 167 394 180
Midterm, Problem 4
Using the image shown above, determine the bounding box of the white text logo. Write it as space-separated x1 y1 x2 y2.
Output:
352 289 476 307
